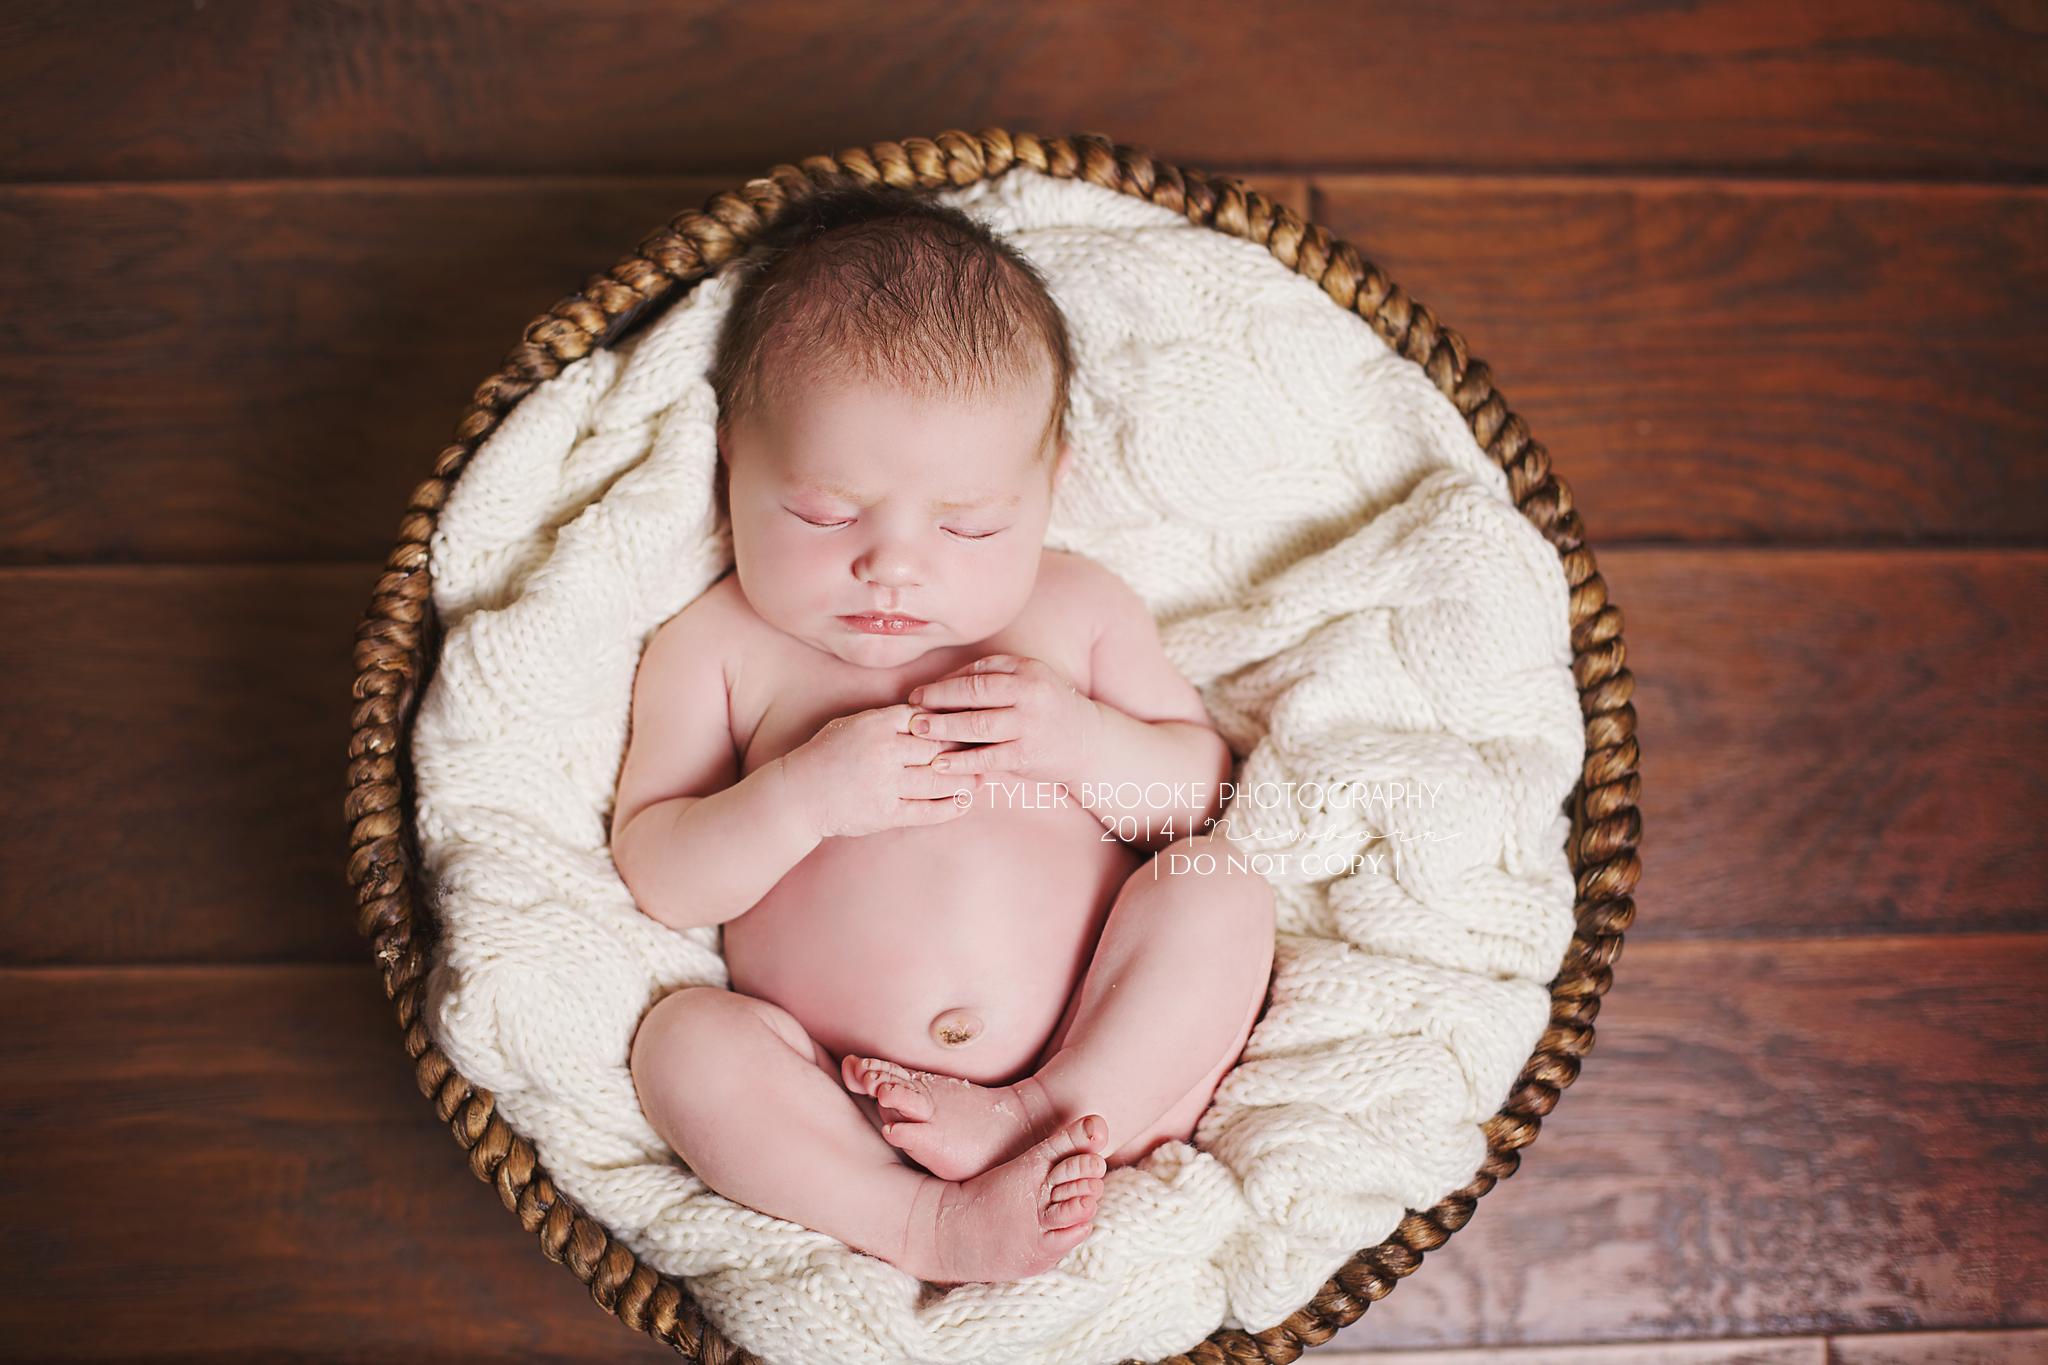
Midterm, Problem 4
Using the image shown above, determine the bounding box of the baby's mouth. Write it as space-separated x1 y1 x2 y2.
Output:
838 613 930 635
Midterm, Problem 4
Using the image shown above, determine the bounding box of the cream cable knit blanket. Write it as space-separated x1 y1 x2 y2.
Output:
414 171 1582 1365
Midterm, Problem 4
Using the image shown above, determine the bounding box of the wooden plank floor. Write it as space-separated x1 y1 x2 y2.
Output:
1 3 2041 1361
7 179 2043 561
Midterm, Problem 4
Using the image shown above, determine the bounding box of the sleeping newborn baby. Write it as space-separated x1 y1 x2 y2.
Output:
613 185 1275 1286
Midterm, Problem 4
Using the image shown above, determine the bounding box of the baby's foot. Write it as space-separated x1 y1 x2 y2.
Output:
842 1055 1050 1180
904 1114 1110 1284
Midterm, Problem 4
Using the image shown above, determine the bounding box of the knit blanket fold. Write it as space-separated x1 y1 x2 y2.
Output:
413 170 1581 1365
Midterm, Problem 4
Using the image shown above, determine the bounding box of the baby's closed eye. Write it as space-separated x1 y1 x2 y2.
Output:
789 509 854 529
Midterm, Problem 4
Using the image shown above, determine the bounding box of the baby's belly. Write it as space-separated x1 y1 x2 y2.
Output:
724 798 1141 1084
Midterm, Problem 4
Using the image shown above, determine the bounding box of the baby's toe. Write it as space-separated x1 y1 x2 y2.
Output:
1049 1151 1107 1185
1040 1192 1099 1231
1032 1219 1094 1269
876 1081 935 1120
1040 1114 1109 1163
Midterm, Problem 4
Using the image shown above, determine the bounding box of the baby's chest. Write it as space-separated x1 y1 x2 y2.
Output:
735 622 1093 774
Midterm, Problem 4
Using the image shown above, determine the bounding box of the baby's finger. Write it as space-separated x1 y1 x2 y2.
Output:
924 653 1021 685
899 764 978 798
890 732 948 762
893 792 977 824
909 707 1018 745
931 740 1025 775
908 669 1020 712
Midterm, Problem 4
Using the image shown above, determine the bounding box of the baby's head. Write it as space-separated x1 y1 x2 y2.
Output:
713 186 1076 668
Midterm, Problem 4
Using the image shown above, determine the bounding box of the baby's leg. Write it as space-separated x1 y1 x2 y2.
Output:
1036 833 1275 1162
632 986 1110 1284
846 833 1274 1172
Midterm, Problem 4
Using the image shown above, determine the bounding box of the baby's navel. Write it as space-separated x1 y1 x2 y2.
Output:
929 1008 984 1050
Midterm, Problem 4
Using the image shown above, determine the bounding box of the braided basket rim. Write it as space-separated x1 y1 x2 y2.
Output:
344 129 1642 1365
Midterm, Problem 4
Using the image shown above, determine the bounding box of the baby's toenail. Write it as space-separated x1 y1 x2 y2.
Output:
930 1008 983 1048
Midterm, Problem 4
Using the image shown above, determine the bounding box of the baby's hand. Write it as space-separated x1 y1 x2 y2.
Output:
906 656 1100 780
784 704 977 838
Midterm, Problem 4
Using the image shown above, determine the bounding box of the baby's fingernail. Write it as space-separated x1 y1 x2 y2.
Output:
933 756 948 771
909 689 923 704
913 715 930 735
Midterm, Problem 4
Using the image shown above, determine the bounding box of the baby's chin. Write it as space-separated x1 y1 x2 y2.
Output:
807 623 962 671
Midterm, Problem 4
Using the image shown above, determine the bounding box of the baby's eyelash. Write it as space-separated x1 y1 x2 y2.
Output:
945 527 1003 541
792 511 853 529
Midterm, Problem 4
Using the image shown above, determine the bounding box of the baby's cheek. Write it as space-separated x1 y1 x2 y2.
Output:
741 534 834 614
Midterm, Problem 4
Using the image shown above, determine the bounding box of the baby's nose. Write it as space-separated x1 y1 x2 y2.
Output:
854 539 925 586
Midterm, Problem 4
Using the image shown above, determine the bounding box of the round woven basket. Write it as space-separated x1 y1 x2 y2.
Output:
344 130 1642 1365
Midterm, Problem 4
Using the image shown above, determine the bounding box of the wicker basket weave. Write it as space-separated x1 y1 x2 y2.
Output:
343 130 1642 1365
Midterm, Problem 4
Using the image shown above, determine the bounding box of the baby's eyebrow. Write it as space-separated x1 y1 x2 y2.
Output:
935 492 1023 513
789 480 1021 513
793 479 869 505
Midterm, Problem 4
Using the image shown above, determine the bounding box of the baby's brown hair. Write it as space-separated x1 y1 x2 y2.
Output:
711 184 1074 450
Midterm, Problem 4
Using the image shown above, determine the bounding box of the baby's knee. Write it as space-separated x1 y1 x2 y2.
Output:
1134 837 1277 965
632 986 810 1091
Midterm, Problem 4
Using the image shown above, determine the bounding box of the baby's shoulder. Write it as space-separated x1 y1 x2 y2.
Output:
1033 550 1150 630
639 573 756 680
1029 550 1192 715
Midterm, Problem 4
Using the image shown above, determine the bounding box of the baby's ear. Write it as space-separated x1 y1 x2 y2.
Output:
1051 441 1074 490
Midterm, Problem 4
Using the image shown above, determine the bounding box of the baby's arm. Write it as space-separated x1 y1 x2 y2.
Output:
1070 580 1233 841
613 600 972 930
907 561 1230 848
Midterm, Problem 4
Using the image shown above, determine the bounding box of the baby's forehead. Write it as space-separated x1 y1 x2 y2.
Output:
750 356 1060 441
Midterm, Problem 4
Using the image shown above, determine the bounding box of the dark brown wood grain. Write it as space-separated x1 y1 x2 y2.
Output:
1314 1331 2048 1364
0 965 680 1363
1328 1335 2048 1365
0 178 727 564
3 550 2040 965
1827 1328 2048 1365
1325 936 2048 1350
0 565 375 964
3 0 2045 183
3 940 2040 1358
1314 179 2048 545
1314 1338 1829 1363
6 179 2044 565
1606 547 2048 941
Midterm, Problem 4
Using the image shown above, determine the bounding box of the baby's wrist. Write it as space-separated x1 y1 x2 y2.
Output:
768 751 828 842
